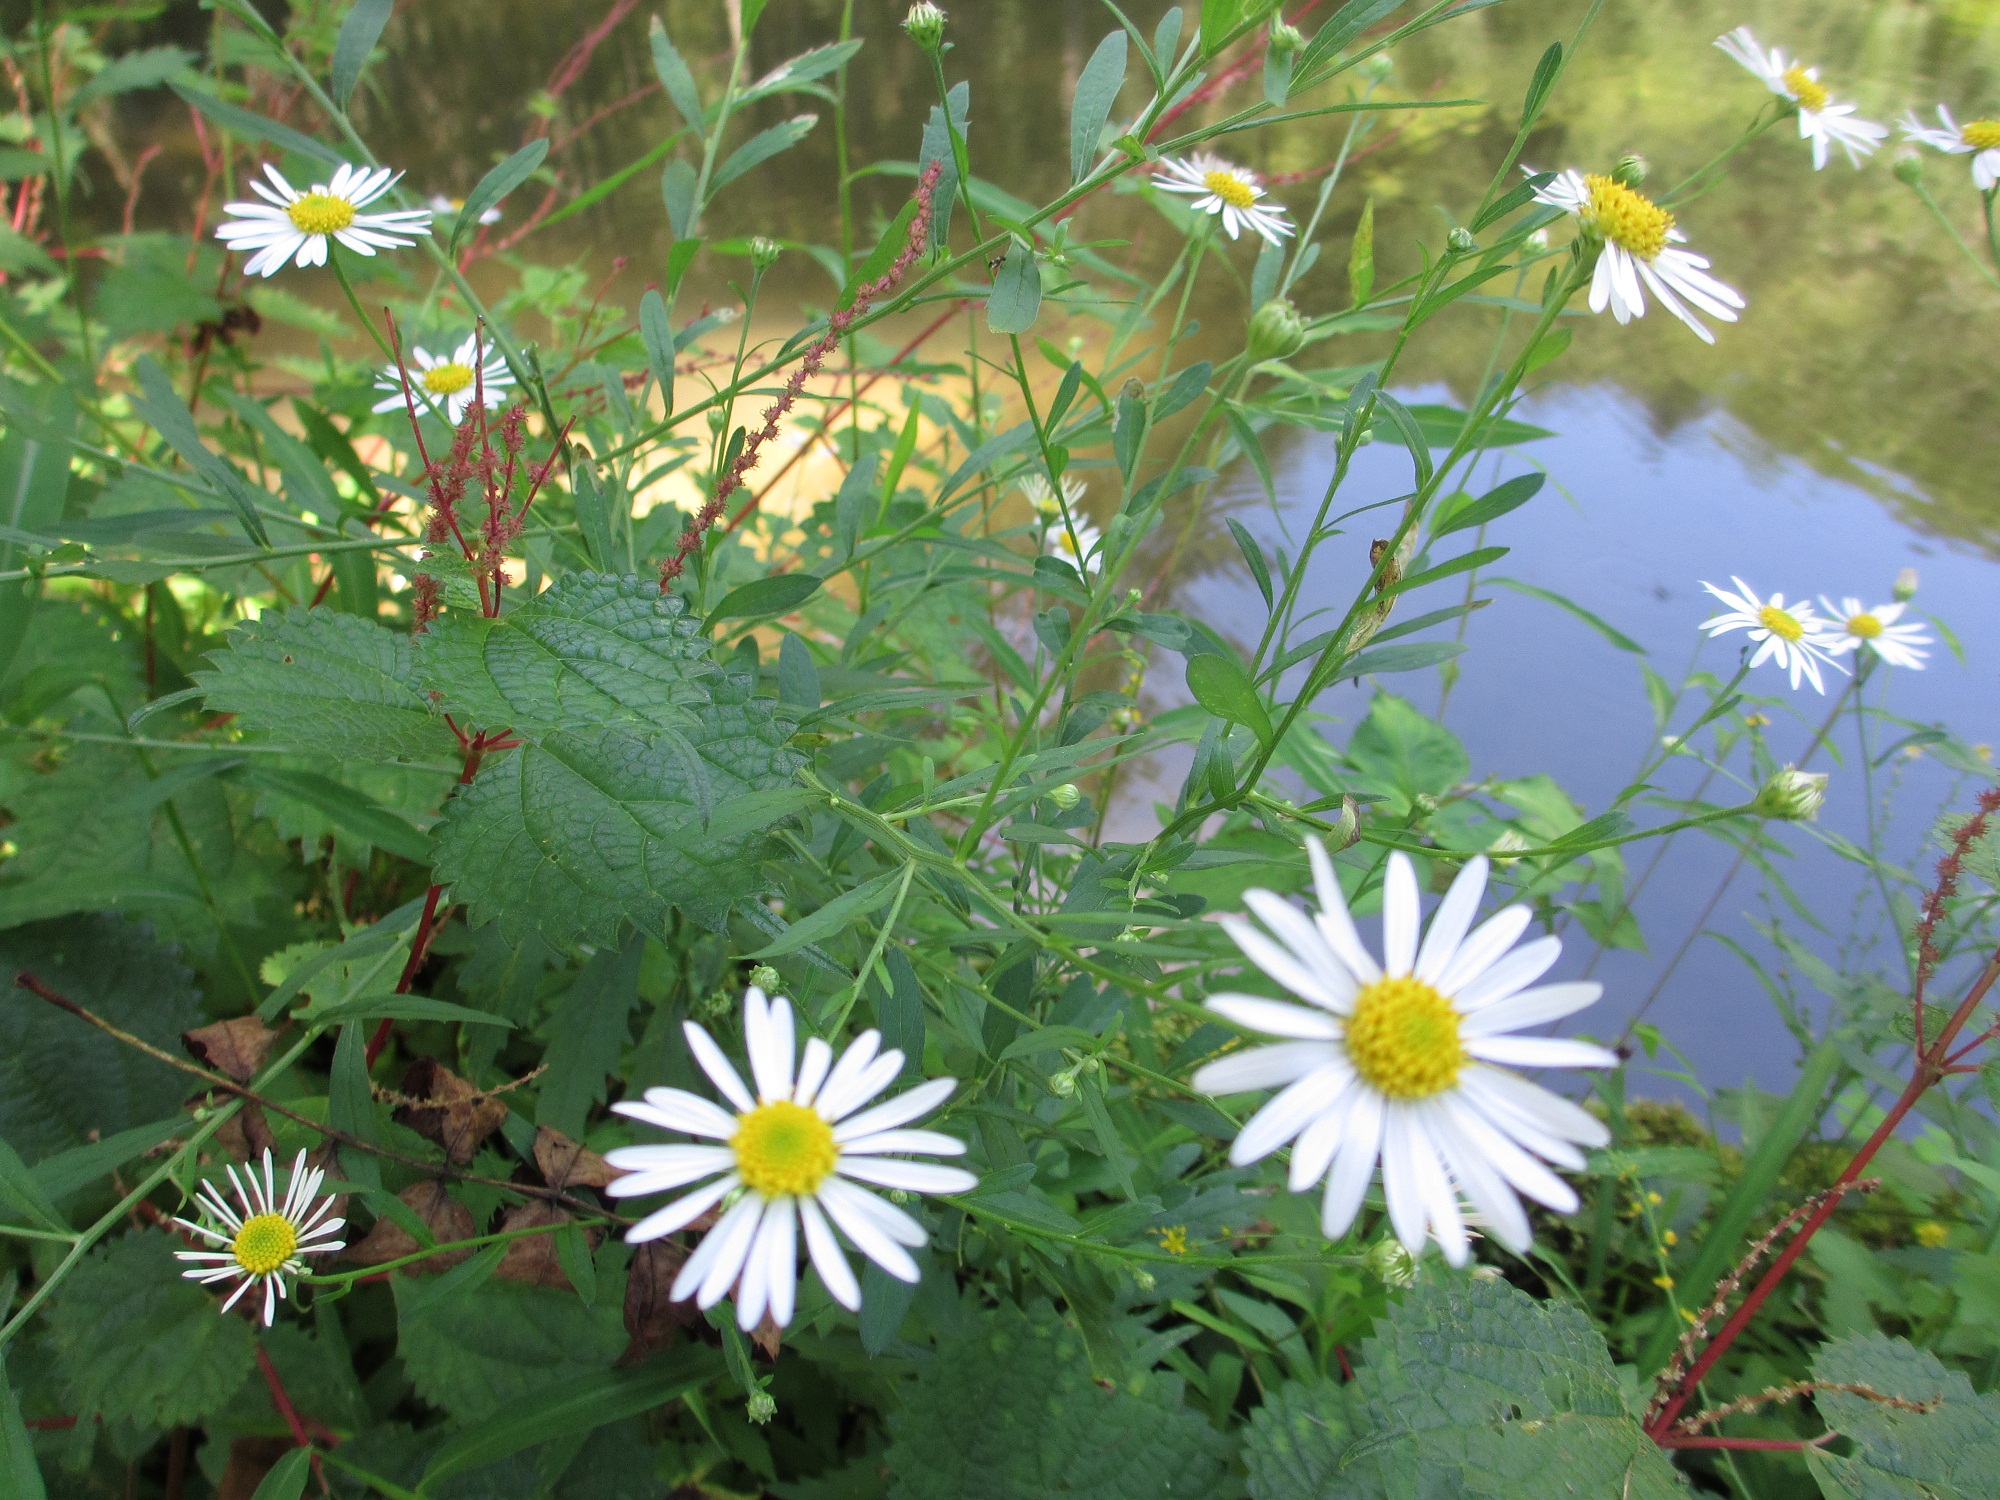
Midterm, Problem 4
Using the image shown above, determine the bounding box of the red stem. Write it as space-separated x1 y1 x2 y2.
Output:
1657 1435 1834 1452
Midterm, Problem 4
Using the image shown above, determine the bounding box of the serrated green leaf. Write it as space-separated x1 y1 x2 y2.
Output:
1245 1377 1374 1499
395 1274 626 1423
1811 1332 2000 1498
49 1231 258 1430
885 1301 1233 1499
196 607 456 762
535 936 643 1137
0 1341 47 1500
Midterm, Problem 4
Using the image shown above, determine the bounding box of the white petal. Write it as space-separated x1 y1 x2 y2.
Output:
837 1128 966 1157
1219 915 1350 1011
603 1144 735 1196
1381 853 1421 976
1465 1036 1617 1070
1206 994 1341 1040
684 1022 757 1113
1452 935 1562 1011
811 1031 882 1120
1406 1112 1469 1267
1424 1099 1531 1253
689 1195 765 1308
1433 905 1531 997
1307 837 1382 983
1461 982 1602 1037
800 1197 861 1310
1230 1062 1352 1165
763 1199 798 1328
1193 1040 1334 1096
745 990 797 1102
835 1157 978 1195
794 1036 835 1107
735 1202 776 1330
614 1087 740 1139
1460 1065 1609 1148
1379 1108 1431 1255
831 1076 955 1142
625 1174 738 1243
1415 856 1488 983
1443 1095 1578 1213
816 1178 919 1281
1320 1090 1384 1240
1244 889 1358 1007
1288 1081 1358 1190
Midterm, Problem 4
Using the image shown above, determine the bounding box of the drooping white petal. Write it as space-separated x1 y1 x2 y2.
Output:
626 1174 738 1243
1379 1107 1431 1255
1320 1090 1384 1240
1231 1062 1352 1165
815 1178 920 1281
1424 1099 1531 1253
1443 1094 1578 1213
763 1199 799 1329
1403 1111 1469 1266
800 1197 861 1310
1460 1064 1609 1148
683 1021 757 1114
683 1194 765 1308
735 1201 776 1330
1288 1080 1358 1191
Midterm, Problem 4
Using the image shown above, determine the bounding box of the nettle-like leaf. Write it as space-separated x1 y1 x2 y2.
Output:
195 607 458 762
1345 691 1471 820
395 1268 628 1423
884 1301 1234 1499
1245 1276 1687 1500
0 915 202 1163
47 1231 257 1430
424 575 805 945
1807 1332 2000 1498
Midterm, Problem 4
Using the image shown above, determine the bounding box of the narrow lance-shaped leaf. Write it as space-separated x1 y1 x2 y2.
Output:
1070 31 1128 184
454 138 547 250
330 0 395 107
649 17 705 134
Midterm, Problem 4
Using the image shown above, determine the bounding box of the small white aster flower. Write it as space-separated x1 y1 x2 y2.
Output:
426 193 503 226
173 1148 345 1326
607 988 977 1332
1529 167 1744 343
1818 596 1932 670
372 334 515 426
1019 471 1087 521
1715 28 1888 170
1045 517 1103 576
1699 577 1849 693
1900 105 2000 191
1154 152 1294 245
216 162 432 278
1193 842 1614 1266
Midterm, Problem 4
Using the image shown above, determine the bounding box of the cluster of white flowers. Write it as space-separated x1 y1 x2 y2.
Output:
1701 577 1932 693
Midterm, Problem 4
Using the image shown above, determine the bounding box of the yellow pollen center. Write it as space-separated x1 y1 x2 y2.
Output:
1203 169 1258 209
1343 976 1464 1100
1846 613 1883 639
1780 66 1829 113
286 192 356 236
731 1100 838 1198
1581 174 1673 261
422 362 475 396
1961 120 2000 150
1757 604 1805 642
232 1213 298 1276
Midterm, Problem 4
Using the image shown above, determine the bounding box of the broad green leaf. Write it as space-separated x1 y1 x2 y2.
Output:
1186 652 1272 747
535 936 644 1137
1244 1378 1372 1499
0 1342 47 1500
710 115 818 196
0 915 202 1163
250 1446 312 1500
917 83 970 249
395 1274 626 1422
1345 691 1469 817
330 0 394 107
1809 1333 2000 1498
1200 0 1246 56
48 1232 257 1429
986 238 1043 335
130 356 270 545
196 607 456 762
1070 31 1128 184
885 1301 1233 1499
229 764 430 862
648 17 704 134
167 81 345 168
453 138 547 249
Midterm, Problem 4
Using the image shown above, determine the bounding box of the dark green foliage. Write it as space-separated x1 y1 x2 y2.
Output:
1808 1333 2000 1499
394 1273 628 1423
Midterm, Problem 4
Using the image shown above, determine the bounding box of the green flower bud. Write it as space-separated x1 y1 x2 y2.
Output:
1894 567 1920 601
749 236 783 272
1268 19 1305 54
1487 828 1530 866
1366 1237 1417 1288
1048 1066 1079 1099
1892 150 1925 186
1132 1267 1158 1292
1048 782 1081 811
746 1390 777 1425
748 965 781 993
1755 767 1828 822
1446 226 1478 254
1611 153 1649 189
902 1 947 51
1246 297 1306 362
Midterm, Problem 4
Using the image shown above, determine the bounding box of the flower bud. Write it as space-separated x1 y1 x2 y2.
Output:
1755 766 1828 822
1246 297 1306 362
1365 1236 1417 1288
902 1 947 51
1487 828 1530 866
1268 19 1305 54
749 236 783 272
1132 1267 1158 1292
1446 226 1478 254
1359 52 1393 83
1611 153 1649 189
1048 782 1081 811
1894 567 1919 601
746 1390 777 1425
1892 149 1925 186
748 965 780 992
1048 1066 1079 1098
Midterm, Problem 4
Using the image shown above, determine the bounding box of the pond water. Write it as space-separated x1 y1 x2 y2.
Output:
127 0 2000 1098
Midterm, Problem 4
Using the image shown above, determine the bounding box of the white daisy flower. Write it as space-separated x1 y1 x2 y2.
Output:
1530 168 1744 343
372 334 515 426
1020 471 1087 521
1192 842 1614 1266
216 162 432 278
172 1148 345 1326
1900 105 2000 191
1153 152 1294 245
426 193 503 226
1699 577 1849 693
1045 517 1103 576
1818 596 1932 670
1715 28 1888 170
606 988 977 1332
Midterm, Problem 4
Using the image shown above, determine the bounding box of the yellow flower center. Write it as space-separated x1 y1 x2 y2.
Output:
1780 65 1829 113
1757 604 1805 642
286 192 357 236
731 1100 838 1198
1582 174 1673 261
1914 1221 1949 1247
1961 120 2000 150
421 362 475 397
1343 976 1464 1100
1202 169 1259 209
1845 612 1883 639
232 1213 299 1276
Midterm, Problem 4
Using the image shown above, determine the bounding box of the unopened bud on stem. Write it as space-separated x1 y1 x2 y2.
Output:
1247 297 1306 362
1894 567 1920 601
1048 782 1081 811
748 965 781 992
1755 767 1828 822
1611 153 1649 189
903 1 947 51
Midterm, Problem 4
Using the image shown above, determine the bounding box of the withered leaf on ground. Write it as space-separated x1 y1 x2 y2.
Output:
184 1015 282 1082
345 1179 473 1274
205 1098 275 1162
393 1057 508 1163
494 1200 597 1289
533 1123 616 1190
622 1237 702 1364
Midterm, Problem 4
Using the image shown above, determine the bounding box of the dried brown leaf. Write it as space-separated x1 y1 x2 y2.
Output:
345 1180 473 1274
184 1015 282 1082
622 1238 702 1364
494 1200 596 1289
206 1099 275 1163
750 1312 782 1361
534 1124 616 1190
394 1058 508 1164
